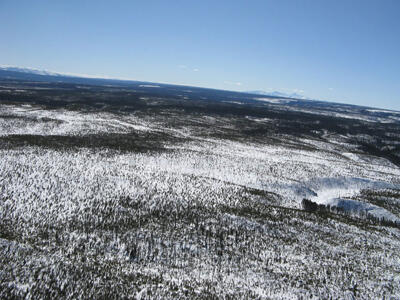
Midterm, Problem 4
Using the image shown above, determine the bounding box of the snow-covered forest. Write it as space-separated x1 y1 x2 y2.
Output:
1 79 400 299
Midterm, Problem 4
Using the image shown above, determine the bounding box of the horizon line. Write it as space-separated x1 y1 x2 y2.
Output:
1 64 399 113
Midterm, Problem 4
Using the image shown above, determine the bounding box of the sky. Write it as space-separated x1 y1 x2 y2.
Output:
0 0 399 110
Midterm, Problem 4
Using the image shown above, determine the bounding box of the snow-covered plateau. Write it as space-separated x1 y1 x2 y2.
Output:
0 76 400 299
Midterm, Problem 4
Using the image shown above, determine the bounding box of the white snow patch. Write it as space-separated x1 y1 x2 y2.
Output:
329 198 400 223
254 97 293 104
367 109 400 115
139 85 160 88
296 177 400 223
307 177 395 204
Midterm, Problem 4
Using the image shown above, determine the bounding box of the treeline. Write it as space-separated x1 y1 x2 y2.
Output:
302 198 400 229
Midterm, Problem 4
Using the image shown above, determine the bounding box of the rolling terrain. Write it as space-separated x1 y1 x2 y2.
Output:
1 68 400 299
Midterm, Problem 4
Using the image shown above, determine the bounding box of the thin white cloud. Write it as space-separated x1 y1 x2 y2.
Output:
329 87 334 91
193 68 199 72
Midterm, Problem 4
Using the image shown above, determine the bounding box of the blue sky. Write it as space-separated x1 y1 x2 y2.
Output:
1 0 399 110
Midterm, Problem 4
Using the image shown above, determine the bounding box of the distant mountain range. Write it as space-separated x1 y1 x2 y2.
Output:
0 65 151 87
0 66 62 77
246 90 309 100
1 66 311 100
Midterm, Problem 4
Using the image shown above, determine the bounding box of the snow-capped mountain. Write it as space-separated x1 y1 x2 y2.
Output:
0 65 62 76
246 90 309 100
